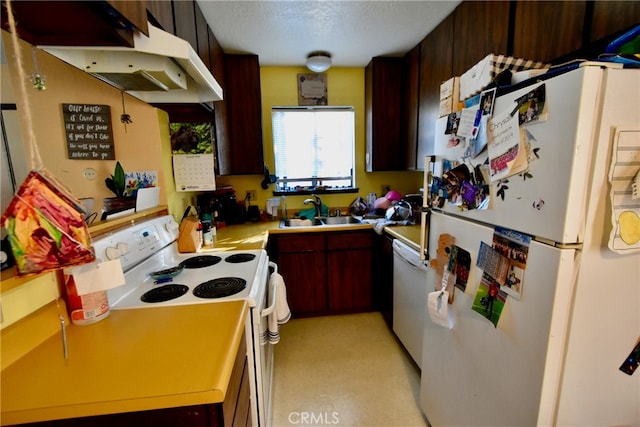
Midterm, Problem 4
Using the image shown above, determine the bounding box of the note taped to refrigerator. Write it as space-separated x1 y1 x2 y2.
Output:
487 108 529 182
172 153 216 192
607 128 640 253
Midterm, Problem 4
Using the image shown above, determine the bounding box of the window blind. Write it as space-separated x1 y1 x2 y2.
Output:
272 107 355 190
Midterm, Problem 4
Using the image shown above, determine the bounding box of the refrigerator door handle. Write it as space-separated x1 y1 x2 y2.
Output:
420 156 433 261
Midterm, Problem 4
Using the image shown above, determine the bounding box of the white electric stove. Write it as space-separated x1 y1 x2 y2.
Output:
92 215 276 427
107 245 268 310
92 215 269 309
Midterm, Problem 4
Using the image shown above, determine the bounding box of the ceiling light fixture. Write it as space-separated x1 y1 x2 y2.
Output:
306 52 332 73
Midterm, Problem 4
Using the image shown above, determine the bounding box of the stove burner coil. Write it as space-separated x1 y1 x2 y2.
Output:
225 253 256 263
179 255 221 269
141 284 189 303
193 277 247 298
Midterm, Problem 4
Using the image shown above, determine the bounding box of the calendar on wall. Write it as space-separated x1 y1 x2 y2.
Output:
169 122 216 192
172 153 216 192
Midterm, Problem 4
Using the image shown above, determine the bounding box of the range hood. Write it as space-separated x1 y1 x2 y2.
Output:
40 23 223 104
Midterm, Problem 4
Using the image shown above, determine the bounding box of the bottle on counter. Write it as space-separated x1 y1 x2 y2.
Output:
281 195 287 219
197 220 203 247
201 213 214 247
202 220 213 246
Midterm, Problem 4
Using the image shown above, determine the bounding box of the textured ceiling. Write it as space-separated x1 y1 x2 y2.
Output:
196 0 461 67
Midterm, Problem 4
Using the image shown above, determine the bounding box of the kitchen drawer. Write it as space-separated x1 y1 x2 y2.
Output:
327 231 373 250
277 234 325 253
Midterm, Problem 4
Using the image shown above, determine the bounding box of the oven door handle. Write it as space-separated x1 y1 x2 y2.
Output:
261 262 279 318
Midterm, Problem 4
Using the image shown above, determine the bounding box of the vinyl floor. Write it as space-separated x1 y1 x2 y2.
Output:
270 312 428 427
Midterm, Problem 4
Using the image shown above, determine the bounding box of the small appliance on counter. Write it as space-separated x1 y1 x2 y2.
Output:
197 187 246 225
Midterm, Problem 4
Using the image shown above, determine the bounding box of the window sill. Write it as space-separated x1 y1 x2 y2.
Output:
273 187 359 196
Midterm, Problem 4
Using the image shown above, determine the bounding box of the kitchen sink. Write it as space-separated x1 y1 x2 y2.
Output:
279 216 363 228
321 216 363 225
280 218 323 227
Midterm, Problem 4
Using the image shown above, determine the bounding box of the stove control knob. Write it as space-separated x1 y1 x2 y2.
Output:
116 242 129 255
105 246 121 260
165 221 179 233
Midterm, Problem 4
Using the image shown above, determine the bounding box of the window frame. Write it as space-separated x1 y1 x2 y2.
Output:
271 106 358 196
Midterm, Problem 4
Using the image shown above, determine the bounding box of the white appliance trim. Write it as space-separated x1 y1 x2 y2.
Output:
392 239 428 368
40 23 223 104
537 248 580 425
420 65 640 426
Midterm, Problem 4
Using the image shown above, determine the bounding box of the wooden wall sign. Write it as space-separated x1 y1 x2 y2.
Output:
62 103 115 160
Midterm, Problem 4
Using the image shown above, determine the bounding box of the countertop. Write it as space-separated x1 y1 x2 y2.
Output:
205 218 424 252
0 300 248 425
381 223 424 252
1 214 422 425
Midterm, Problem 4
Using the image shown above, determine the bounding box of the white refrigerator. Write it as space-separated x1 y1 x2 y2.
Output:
419 64 640 426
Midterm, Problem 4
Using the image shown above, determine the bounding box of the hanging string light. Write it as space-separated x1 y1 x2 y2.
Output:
30 46 46 91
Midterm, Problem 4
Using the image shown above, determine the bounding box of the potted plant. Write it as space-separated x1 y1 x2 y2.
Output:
103 161 136 212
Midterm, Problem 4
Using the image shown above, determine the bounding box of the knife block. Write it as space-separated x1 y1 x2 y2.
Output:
178 216 202 253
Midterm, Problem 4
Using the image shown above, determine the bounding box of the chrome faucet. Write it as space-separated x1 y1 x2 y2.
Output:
303 194 323 218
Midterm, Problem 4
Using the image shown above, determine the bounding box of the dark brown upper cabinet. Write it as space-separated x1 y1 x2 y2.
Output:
413 1 510 167
403 44 421 170
451 1 510 76
512 1 586 63
194 2 211 70
590 0 640 44
172 0 198 52
219 54 264 176
401 0 636 169
209 29 229 176
208 28 226 86
0 0 147 47
106 1 148 35
146 0 174 33
417 13 454 162
365 57 405 172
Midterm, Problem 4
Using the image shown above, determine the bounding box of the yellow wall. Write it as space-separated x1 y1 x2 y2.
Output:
1 31 172 215
217 66 424 213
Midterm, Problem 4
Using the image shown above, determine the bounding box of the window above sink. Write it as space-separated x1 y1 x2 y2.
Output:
272 107 355 195
272 186 359 196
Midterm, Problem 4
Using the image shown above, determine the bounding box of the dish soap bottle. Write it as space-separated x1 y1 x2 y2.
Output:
281 195 287 219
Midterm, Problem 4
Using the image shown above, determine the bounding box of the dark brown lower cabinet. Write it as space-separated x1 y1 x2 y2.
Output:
269 230 374 317
17 406 222 427
327 232 373 313
15 332 250 427
273 234 327 317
